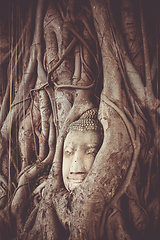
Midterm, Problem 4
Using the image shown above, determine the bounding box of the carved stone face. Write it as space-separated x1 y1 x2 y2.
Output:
62 130 101 191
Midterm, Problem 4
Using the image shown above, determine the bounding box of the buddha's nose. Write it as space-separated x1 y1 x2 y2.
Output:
70 150 85 174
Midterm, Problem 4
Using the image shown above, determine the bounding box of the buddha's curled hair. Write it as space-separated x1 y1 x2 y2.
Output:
66 108 103 135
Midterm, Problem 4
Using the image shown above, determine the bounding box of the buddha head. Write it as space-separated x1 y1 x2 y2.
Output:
62 108 103 191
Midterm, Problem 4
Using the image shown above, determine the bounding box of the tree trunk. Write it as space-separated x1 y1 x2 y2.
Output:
0 0 159 239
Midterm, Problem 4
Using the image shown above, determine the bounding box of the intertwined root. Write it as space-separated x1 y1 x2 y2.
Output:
0 0 159 239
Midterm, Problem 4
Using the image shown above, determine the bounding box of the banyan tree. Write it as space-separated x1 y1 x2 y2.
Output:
0 0 160 239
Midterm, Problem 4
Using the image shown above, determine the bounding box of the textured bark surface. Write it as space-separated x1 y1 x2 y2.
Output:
0 0 159 239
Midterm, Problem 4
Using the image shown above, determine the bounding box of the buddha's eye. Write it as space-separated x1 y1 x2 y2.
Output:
86 148 97 156
64 148 74 156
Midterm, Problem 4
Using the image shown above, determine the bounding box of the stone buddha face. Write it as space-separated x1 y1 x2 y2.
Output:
62 109 103 191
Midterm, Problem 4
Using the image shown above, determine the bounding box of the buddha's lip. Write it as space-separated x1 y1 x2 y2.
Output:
71 179 84 183
67 176 86 182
